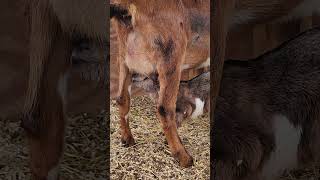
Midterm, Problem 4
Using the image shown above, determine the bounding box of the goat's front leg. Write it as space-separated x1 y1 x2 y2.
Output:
24 39 70 180
22 2 71 179
116 61 134 147
156 56 193 167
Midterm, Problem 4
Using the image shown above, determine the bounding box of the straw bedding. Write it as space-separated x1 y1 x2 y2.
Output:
110 96 210 179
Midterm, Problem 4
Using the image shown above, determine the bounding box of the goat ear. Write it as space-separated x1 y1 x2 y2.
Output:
110 4 132 27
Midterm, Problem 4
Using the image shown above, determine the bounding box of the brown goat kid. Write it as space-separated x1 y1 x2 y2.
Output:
111 0 209 167
21 1 107 179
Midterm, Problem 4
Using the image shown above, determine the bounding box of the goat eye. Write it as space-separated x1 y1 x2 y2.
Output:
183 111 187 115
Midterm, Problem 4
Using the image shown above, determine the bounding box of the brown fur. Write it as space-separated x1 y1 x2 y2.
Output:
22 0 107 179
111 0 210 167
0 0 105 119
110 20 166 100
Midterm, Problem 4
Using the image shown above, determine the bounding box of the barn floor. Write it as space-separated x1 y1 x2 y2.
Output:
110 96 320 180
110 96 210 179
0 97 319 180
0 112 108 180
278 166 320 180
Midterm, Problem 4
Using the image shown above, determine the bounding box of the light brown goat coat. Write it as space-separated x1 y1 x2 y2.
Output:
111 0 210 167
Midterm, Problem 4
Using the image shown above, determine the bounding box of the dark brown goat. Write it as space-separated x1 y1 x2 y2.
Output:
213 27 320 179
209 28 320 180
211 0 320 146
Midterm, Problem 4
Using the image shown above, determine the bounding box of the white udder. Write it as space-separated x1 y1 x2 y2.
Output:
262 115 301 180
125 56 155 75
125 32 155 75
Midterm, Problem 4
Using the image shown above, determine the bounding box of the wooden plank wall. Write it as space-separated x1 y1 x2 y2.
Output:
226 15 320 60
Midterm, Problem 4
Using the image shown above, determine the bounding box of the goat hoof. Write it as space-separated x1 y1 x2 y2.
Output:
180 154 194 167
174 151 194 167
121 136 135 147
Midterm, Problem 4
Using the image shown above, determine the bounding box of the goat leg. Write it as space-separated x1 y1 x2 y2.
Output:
156 57 193 167
24 5 71 178
23 2 72 179
116 61 134 147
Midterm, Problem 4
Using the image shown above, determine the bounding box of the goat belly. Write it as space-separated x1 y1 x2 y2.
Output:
125 57 155 76
125 32 156 75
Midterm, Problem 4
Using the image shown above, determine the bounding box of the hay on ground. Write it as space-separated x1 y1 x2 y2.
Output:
0 112 107 180
110 96 210 180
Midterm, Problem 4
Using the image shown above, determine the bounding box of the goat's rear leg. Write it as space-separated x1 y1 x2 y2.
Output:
22 8 71 177
116 62 134 147
156 64 193 167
